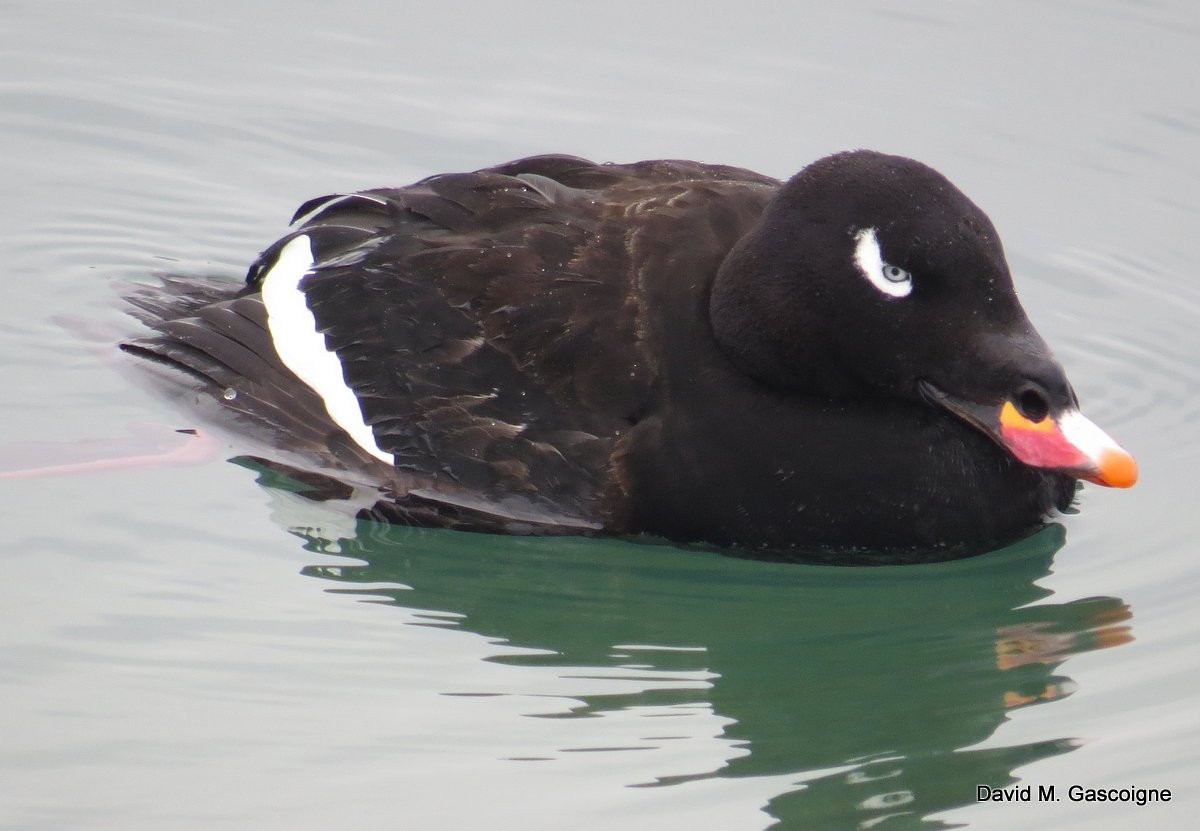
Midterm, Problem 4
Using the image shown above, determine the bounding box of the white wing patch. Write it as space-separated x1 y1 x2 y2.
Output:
853 227 913 298
260 234 393 464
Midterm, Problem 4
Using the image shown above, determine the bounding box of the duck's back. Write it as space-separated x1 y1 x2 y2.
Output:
123 155 781 532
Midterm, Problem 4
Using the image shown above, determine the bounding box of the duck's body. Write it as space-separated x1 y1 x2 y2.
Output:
123 152 1134 553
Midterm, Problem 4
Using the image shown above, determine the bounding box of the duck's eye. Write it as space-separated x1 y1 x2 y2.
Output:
853 227 913 298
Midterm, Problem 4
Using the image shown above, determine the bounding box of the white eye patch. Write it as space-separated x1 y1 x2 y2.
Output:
853 227 913 298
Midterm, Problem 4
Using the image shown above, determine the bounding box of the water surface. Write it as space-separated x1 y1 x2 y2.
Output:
2 2 1198 829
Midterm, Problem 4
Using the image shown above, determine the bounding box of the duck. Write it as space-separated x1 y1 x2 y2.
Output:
122 150 1137 554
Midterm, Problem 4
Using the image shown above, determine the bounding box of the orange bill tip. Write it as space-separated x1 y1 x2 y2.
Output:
998 402 1137 488
1089 445 1138 489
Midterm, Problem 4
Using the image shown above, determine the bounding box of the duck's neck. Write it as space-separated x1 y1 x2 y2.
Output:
708 224 868 398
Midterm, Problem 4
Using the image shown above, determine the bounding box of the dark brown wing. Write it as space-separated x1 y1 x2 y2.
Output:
124 154 780 531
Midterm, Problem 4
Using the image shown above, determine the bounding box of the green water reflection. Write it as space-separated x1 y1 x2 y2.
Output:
280 504 1130 829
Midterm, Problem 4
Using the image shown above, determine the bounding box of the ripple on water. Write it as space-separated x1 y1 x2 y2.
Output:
1034 248 1198 435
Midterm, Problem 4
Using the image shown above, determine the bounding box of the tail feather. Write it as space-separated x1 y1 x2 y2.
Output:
120 274 363 466
123 274 244 326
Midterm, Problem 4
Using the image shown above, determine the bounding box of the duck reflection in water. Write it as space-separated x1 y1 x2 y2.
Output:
246 469 1132 831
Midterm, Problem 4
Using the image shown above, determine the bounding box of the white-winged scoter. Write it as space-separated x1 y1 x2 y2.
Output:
122 151 1137 553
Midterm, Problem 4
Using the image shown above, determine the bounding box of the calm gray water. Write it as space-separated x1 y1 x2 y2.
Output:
2 1 1198 829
